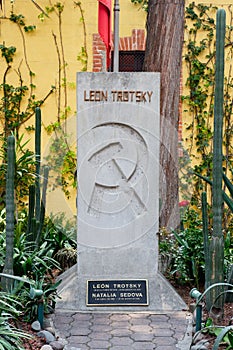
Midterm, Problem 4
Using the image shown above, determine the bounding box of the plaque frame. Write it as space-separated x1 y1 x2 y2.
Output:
86 279 149 306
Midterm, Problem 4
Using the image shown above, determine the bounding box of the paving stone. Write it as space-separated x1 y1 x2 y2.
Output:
89 331 112 340
110 328 133 336
149 315 169 322
130 325 153 333
131 332 155 341
111 321 130 328
130 317 151 325
87 340 111 348
92 318 111 325
150 321 170 328
65 344 88 350
70 327 91 336
132 341 156 349
54 316 72 324
151 328 174 337
91 325 112 332
156 347 177 350
73 313 92 321
111 336 134 346
155 337 177 345
54 312 75 318
71 321 92 328
110 314 131 321
129 313 150 319
68 335 90 344
111 347 133 350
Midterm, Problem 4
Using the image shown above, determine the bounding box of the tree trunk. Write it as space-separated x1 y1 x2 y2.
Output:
143 0 185 229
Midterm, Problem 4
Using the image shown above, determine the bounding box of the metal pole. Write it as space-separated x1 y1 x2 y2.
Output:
113 0 120 72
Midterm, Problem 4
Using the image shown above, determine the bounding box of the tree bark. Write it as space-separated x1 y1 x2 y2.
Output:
143 0 185 229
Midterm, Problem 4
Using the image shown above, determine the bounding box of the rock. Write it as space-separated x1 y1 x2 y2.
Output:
44 326 56 335
31 320 41 332
37 330 56 343
43 317 52 328
50 339 66 350
40 345 53 350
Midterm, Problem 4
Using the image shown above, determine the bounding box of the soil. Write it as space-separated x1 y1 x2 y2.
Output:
17 280 233 350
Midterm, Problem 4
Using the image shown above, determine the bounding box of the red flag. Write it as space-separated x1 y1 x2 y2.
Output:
98 0 112 69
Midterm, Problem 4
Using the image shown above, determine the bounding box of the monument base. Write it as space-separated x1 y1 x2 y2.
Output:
56 264 187 312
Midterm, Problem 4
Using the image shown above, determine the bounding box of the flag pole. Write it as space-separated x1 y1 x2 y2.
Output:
113 0 120 72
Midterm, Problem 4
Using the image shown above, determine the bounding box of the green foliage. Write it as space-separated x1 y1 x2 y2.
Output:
182 3 233 208
0 291 31 350
10 12 36 32
172 209 205 287
159 208 205 286
0 135 36 208
213 325 233 349
0 45 16 64
44 125 76 198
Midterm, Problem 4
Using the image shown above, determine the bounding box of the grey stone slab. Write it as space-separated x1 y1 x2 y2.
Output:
130 324 153 333
111 321 130 328
111 347 133 350
90 325 112 332
72 313 93 321
149 314 169 322
68 335 90 344
87 340 111 348
110 314 131 321
156 347 177 350
130 317 151 325
133 341 156 349
151 328 174 337
111 336 134 346
130 332 155 341
88 332 112 340
70 328 91 336
110 328 133 336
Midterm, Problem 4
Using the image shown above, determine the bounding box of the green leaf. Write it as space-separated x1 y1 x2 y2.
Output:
213 326 233 350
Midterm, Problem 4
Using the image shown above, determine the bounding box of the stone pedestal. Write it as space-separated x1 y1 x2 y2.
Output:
56 72 187 312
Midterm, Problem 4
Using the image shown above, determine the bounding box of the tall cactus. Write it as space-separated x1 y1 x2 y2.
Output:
35 107 41 222
26 108 49 247
2 135 15 291
209 8 226 310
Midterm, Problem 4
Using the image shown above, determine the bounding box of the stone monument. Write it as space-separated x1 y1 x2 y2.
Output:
56 72 187 311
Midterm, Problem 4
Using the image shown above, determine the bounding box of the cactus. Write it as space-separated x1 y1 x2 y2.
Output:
35 107 41 222
26 184 35 244
36 165 49 246
26 108 49 247
201 191 211 310
2 135 15 291
210 8 226 309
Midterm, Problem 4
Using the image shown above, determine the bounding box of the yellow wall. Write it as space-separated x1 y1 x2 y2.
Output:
0 1 146 218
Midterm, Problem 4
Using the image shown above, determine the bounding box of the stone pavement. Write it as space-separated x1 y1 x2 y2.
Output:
51 310 193 350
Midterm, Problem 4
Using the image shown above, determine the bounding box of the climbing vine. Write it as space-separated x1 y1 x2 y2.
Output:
0 1 89 202
182 3 233 207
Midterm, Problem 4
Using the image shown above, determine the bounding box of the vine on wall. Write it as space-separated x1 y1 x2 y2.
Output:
0 1 88 201
182 3 233 210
